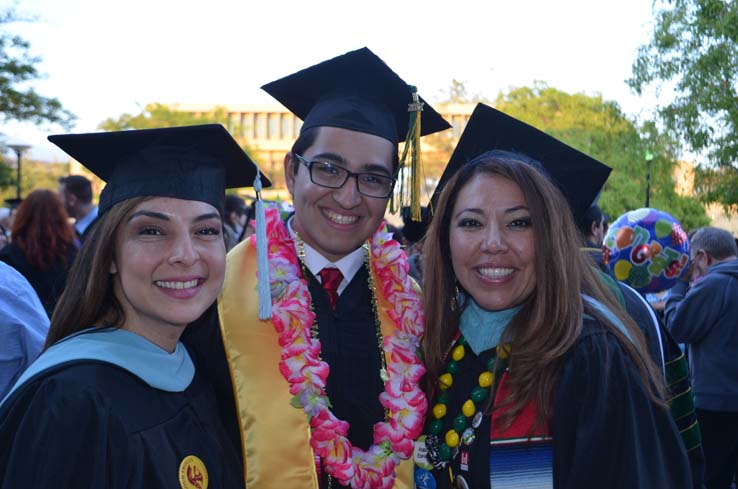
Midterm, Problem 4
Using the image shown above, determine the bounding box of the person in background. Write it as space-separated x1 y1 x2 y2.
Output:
0 124 263 488
2 198 21 235
665 226 738 489
58 174 98 239
0 261 49 399
577 204 606 271
602 211 611 236
401 205 430 285
0 190 77 316
0 208 9 248
223 194 247 251
237 200 256 242
416 104 691 489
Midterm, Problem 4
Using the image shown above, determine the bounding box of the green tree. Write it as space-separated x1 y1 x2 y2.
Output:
0 162 13 191
0 7 76 195
99 103 232 131
494 83 709 229
0 8 75 127
0 160 68 203
439 79 490 105
628 0 738 206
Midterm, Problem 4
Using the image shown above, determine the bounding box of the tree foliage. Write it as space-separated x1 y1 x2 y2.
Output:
493 83 709 230
439 79 490 105
0 160 68 203
0 8 75 128
629 0 738 206
98 103 233 131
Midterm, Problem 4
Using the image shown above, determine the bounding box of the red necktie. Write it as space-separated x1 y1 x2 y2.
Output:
318 267 343 309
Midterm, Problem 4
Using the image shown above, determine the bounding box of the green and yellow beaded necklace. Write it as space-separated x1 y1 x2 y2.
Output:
424 335 510 469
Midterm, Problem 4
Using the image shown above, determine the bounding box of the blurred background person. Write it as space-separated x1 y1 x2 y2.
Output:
602 212 611 237
237 200 256 242
223 194 247 251
401 205 430 285
0 190 77 316
2 199 22 235
665 226 738 489
577 204 606 271
0 207 10 248
0 261 49 400
58 174 98 239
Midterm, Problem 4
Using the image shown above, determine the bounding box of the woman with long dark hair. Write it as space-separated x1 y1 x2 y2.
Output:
415 105 691 489
0 189 77 316
0 125 264 489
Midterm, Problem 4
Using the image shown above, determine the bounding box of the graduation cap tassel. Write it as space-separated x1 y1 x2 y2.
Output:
402 86 424 222
254 169 272 320
410 88 423 222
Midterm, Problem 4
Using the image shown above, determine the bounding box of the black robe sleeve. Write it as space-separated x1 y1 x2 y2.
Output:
0 376 132 488
552 326 693 489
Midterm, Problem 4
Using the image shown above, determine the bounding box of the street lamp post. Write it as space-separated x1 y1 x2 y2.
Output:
645 151 654 208
7 142 31 201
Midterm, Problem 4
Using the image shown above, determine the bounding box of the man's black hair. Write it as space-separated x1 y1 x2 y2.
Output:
59 175 93 204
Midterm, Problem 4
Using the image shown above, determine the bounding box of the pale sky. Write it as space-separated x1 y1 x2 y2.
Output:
1 0 658 162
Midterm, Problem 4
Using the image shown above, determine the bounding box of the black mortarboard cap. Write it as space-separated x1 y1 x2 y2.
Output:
48 124 269 215
401 205 430 243
432 103 611 221
261 47 450 145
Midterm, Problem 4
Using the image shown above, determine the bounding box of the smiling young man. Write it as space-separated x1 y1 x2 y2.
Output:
183 48 449 489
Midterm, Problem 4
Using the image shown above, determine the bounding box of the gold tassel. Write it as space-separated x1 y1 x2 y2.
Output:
395 86 424 221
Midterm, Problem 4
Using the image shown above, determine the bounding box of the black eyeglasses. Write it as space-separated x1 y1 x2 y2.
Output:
293 153 396 199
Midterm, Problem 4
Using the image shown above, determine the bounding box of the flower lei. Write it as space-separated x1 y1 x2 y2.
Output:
263 207 427 489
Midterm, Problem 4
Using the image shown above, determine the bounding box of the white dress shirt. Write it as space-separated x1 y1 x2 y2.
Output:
287 217 365 295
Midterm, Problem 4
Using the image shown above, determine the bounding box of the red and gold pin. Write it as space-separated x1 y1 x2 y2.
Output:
178 455 208 489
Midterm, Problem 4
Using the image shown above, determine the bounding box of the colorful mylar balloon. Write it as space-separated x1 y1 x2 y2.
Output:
602 208 690 292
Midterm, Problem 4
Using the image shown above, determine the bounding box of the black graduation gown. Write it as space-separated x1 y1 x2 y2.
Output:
307 264 385 451
427 320 693 489
183 264 383 488
0 361 243 489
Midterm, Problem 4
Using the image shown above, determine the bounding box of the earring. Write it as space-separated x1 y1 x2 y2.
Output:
450 284 461 311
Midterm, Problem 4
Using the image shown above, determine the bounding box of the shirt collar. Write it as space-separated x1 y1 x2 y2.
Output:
74 206 98 234
287 217 365 294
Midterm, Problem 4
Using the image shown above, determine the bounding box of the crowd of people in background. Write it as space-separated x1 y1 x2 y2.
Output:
1 47 738 489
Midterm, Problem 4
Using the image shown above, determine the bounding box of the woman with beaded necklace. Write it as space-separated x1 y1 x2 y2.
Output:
414 104 692 489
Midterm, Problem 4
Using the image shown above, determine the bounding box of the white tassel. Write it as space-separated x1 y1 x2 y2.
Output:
254 169 272 320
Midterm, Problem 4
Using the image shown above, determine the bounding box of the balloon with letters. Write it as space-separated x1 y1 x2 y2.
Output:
602 208 690 292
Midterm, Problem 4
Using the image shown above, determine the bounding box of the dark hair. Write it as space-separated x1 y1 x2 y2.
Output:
59 175 93 204
11 189 75 270
290 126 400 175
576 204 603 238
223 194 246 227
46 197 150 348
691 226 738 260
422 152 664 429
